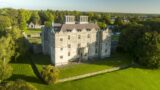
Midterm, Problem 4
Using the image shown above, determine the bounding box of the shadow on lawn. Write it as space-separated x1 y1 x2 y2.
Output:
58 53 132 69
8 74 44 84
11 53 51 65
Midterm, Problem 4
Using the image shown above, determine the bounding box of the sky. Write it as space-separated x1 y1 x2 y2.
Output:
0 0 160 14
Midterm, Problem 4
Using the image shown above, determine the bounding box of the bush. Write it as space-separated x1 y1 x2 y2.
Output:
5 79 37 90
41 65 59 84
0 86 6 90
44 21 52 28
0 63 13 83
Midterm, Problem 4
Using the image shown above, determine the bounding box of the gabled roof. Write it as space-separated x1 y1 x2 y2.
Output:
60 23 100 32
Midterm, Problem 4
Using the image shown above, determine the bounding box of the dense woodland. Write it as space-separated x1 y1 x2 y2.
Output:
118 18 160 68
1 8 160 89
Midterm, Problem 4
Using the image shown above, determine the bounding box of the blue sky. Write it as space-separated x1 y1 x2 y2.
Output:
0 0 160 14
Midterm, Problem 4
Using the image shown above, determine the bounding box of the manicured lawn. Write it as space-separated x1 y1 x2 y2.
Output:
8 54 160 90
29 54 131 79
49 67 160 90
59 56 130 79
10 62 160 90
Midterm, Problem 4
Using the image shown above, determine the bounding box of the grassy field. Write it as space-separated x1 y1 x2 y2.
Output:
28 38 41 44
24 29 42 44
8 54 160 90
24 29 41 35
58 56 130 79
28 54 131 79
50 67 160 90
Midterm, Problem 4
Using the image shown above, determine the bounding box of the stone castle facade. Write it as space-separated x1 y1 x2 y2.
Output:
41 16 111 66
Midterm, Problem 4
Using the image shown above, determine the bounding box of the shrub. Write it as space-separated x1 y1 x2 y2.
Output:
5 79 37 90
41 65 59 84
0 63 13 83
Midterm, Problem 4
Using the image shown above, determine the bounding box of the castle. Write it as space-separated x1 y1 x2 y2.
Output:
41 16 111 66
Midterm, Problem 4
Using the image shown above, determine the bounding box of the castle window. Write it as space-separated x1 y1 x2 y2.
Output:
60 48 63 51
95 42 98 46
77 29 81 32
78 49 81 55
68 35 70 40
87 29 91 31
87 43 89 47
60 38 63 41
87 34 90 38
60 56 63 59
67 29 72 32
105 49 107 53
78 35 81 39
68 52 70 56
68 44 71 48
95 48 98 53
78 43 81 48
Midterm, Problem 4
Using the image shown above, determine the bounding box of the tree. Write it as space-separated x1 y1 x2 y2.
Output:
41 65 59 84
0 35 15 63
39 11 54 24
114 17 124 26
98 22 107 29
44 21 52 28
0 27 28 82
18 9 31 30
104 15 111 25
0 27 28 62
5 79 37 90
0 63 13 83
5 8 19 26
0 16 11 30
30 11 40 25
118 22 160 68
135 32 160 68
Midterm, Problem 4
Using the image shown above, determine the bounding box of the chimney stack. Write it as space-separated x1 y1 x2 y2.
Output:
79 16 88 24
65 16 75 24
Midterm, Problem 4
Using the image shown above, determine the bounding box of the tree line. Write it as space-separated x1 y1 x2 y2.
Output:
1 8 156 30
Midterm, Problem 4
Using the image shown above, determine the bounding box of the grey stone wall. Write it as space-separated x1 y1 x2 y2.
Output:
42 27 112 66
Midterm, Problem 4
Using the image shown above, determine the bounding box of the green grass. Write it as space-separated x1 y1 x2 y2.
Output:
29 54 131 79
59 56 130 79
24 29 42 44
24 29 41 35
49 67 160 90
28 38 41 44
8 54 160 90
10 63 160 90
